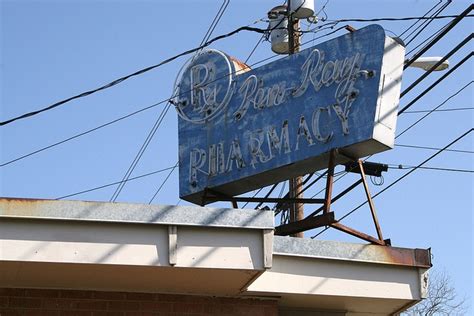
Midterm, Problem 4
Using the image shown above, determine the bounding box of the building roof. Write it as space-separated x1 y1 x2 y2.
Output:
0 197 430 315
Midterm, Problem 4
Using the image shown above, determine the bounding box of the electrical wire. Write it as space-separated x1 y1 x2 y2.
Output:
55 165 177 200
244 35 265 64
405 18 451 56
398 0 443 39
0 100 163 168
0 43 283 168
1 11 286 169
315 0 329 22
388 164 473 173
110 102 171 202
146 1 230 204
397 80 473 138
148 161 179 204
400 53 473 115
254 183 280 210
401 33 473 99
241 187 264 208
4 8 471 206
311 128 473 240
325 14 473 24
404 4 473 70
395 144 473 154
403 107 473 114
4 10 469 127
199 0 230 46
0 24 269 127
403 1 451 46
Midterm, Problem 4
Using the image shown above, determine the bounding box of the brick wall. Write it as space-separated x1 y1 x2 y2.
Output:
0 288 278 316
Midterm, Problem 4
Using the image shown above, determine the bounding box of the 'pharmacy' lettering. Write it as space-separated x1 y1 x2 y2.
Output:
189 106 342 186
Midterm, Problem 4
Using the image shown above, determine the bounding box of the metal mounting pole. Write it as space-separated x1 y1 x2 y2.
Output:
286 0 304 237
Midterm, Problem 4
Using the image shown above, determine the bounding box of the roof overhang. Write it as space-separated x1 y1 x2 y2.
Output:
0 197 431 314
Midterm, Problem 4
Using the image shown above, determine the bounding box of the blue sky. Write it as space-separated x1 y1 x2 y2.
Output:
1 0 472 309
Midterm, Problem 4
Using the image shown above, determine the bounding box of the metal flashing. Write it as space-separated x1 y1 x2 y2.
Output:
273 236 431 268
0 197 274 229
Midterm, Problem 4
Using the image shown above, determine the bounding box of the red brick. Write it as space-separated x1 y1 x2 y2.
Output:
107 301 139 311
264 305 278 316
75 300 107 311
59 290 93 299
172 302 203 313
0 309 21 316
24 289 60 298
0 297 8 308
0 289 25 297
125 293 155 301
91 312 124 316
154 294 185 302
42 298 73 310
23 310 60 316
139 301 173 312
59 311 92 316
9 297 42 309
93 291 126 300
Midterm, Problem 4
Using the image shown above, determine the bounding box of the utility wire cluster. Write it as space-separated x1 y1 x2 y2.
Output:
2 2 473 218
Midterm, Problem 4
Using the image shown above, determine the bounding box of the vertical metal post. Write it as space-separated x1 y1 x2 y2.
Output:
287 0 304 237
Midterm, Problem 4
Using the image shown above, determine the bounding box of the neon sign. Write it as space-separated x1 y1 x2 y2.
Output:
174 25 405 204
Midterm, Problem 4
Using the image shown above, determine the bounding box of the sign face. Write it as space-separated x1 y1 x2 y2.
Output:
174 25 405 204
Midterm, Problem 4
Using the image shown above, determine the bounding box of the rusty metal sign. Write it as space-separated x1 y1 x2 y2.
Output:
173 25 405 204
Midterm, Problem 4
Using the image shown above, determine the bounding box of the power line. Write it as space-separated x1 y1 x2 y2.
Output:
399 52 473 115
0 46 282 168
403 107 473 114
3 12 469 174
397 80 473 138
398 0 443 39
0 25 268 127
241 187 264 208
3 10 470 127
404 4 473 69
245 35 265 64
326 13 473 23
146 2 230 204
405 18 451 56
148 162 179 204
401 33 472 99
388 164 473 173
199 0 230 46
403 1 451 46
55 165 177 200
311 128 473 240
109 103 172 202
395 144 473 154
0 100 163 168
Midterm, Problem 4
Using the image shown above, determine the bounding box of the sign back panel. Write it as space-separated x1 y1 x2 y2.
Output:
174 25 405 204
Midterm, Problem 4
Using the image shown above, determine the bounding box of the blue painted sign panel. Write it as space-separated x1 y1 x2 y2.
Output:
174 25 405 204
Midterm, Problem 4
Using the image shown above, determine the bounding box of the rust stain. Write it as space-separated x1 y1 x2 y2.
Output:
0 197 57 217
228 56 251 75
376 246 432 268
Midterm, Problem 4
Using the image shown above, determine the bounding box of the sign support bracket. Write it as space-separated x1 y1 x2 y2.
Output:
275 149 390 246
